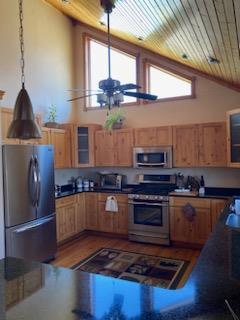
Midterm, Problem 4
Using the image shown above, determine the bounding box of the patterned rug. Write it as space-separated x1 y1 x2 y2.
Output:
73 248 189 289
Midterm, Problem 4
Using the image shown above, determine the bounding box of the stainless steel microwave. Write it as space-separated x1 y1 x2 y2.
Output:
133 147 173 168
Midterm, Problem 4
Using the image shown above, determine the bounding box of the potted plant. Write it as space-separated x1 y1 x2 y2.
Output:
104 109 125 130
45 104 59 128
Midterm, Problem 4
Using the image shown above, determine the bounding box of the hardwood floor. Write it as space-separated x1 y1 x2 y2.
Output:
52 234 201 287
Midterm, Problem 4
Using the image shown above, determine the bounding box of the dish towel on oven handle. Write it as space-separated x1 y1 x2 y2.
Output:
105 196 118 212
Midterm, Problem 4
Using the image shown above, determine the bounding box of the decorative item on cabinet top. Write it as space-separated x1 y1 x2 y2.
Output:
0 90 5 100
44 104 59 128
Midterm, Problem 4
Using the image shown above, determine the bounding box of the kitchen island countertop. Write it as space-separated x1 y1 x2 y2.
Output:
2 204 240 319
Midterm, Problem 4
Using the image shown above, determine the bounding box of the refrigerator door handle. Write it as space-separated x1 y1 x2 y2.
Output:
35 156 41 207
29 156 38 207
14 216 54 233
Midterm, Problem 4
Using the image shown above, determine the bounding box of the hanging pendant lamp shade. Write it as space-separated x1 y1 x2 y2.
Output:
7 0 42 140
7 85 42 139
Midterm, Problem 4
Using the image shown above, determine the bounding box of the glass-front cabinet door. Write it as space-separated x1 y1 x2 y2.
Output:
74 124 102 167
227 109 240 167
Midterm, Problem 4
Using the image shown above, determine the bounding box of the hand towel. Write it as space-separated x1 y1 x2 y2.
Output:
105 196 118 212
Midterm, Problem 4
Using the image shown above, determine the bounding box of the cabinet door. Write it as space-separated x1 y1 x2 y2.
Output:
95 131 115 166
85 193 99 230
39 127 51 145
170 206 191 243
211 199 228 230
227 109 240 167
173 125 199 167
98 202 114 232
114 129 133 166
155 126 172 145
76 193 86 233
56 204 77 242
113 203 128 235
199 122 227 167
51 129 71 168
134 128 156 146
188 208 211 245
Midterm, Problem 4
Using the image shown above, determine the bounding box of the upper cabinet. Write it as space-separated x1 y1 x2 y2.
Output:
173 124 199 167
61 124 101 168
1 107 42 145
39 127 71 169
227 109 240 167
95 128 133 167
198 122 227 167
173 123 227 167
134 126 172 146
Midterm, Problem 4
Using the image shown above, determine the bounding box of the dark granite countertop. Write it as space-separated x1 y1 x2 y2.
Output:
2 205 240 319
55 186 240 200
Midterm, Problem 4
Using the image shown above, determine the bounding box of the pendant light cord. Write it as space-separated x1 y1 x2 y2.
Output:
107 11 111 79
19 0 25 88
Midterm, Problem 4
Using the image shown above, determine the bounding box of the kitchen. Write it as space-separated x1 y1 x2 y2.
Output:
1 0 240 319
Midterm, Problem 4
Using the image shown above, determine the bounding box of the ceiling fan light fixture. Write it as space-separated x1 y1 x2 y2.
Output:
8 0 41 139
207 56 220 64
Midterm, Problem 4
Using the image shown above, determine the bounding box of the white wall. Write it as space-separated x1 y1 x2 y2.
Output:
0 0 74 123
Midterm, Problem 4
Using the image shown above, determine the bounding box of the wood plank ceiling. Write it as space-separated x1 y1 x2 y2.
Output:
45 0 240 90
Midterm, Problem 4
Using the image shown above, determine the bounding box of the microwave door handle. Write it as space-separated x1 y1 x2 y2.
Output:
164 152 167 164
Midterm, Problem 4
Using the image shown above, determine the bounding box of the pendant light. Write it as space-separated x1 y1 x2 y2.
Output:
7 0 41 139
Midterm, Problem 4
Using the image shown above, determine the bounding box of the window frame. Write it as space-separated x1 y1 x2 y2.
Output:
143 59 196 104
83 33 140 110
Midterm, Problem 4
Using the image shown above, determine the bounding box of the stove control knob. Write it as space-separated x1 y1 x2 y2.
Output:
135 194 140 199
154 196 158 200
145 195 149 199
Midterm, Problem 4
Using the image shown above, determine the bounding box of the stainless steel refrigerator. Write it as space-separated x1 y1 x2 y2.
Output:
2 145 57 262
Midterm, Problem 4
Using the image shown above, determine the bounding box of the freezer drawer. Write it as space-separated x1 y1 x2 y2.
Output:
5 214 57 262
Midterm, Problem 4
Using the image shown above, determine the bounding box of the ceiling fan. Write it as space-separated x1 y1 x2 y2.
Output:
68 0 158 109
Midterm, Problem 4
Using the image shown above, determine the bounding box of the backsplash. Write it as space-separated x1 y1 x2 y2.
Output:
55 167 240 188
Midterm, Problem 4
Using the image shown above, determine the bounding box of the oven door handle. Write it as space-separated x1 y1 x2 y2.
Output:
128 201 168 207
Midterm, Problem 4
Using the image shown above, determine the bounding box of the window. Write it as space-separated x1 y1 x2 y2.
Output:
146 62 194 101
87 38 137 107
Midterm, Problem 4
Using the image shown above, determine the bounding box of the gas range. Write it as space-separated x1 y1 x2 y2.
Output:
129 184 176 202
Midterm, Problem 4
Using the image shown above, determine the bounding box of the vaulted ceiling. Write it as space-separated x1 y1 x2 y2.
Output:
45 0 240 90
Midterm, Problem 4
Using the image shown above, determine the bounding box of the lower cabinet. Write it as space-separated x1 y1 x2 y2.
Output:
169 197 212 245
85 193 99 231
211 199 228 230
56 194 85 243
85 193 128 235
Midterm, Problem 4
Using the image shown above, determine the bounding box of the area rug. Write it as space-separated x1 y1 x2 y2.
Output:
73 248 189 289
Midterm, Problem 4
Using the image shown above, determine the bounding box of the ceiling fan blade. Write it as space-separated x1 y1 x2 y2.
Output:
115 83 141 91
67 93 96 102
124 91 158 100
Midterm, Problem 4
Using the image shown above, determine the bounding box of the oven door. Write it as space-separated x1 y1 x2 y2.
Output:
128 200 169 234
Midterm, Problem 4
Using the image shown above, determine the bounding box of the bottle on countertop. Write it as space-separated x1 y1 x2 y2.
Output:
199 175 205 195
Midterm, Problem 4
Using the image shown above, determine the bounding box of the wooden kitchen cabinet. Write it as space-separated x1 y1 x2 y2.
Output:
134 126 172 146
56 195 78 243
227 108 240 167
173 124 199 167
97 193 128 235
85 193 99 231
76 193 86 233
198 122 227 167
95 128 133 166
169 197 211 245
1 107 42 145
61 123 101 167
211 198 228 230
40 127 71 168
95 130 115 166
114 128 133 166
